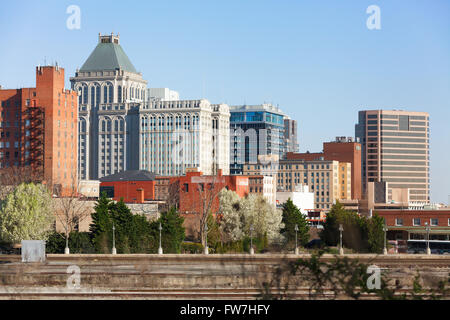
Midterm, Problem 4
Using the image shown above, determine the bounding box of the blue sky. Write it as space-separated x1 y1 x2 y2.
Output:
1 0 449 203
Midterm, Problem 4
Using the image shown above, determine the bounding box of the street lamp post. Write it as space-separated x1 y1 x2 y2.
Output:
204 223 209 255
425 222 431 255
383 225 388 255
158 222 163 255
294 224 299 255
339 224 344 255
112 223 117 255
250 225 255 255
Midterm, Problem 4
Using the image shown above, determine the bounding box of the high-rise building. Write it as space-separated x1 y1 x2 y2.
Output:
0 65 78 194
355 110 430 203
286 137 362 200
70 33 148 180
229 104 286 175
284 117 299 153
72 33 230 179
139 100 230 176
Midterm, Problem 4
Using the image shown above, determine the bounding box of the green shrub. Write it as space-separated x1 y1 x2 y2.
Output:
69 232 95 253
46 231 95 254
181 242 203 254
214 240 244 254
243 235 268 253
46 232 65 253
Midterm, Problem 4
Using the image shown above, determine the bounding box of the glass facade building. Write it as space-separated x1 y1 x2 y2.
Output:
230 104 286 175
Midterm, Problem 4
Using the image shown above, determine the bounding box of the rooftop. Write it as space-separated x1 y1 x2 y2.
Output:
79 33 138 73
100 170 157 182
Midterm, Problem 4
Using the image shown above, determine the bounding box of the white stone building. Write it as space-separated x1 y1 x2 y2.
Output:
139 99 230 176
70 33 147 180
276 184 315 215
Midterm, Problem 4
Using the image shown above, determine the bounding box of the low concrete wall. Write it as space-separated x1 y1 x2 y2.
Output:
0 254 448 299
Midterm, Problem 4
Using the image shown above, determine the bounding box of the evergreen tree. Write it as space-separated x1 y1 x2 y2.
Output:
367 213 385 253
206 213 221 250
90 192 113 253
153 207 185 253
280 199 310 248
320 201 385 253
320 201 343 246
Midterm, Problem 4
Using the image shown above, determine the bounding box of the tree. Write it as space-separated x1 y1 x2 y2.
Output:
90 194 155 253
218 189 243 242
320 202 385 253
193 174 223 247
54 177 93 254
320 201 345 246
165 180 180 211
366 213 385 253
0 183 54 244
280 199 310 248
242 194 284 244
90 192 114 253
153 207 185 253
0 166 39 201
110 198 153 253
206 212 222 250
219 190 284 246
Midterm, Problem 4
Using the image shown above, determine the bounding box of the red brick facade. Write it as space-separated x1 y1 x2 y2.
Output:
376 210 450 228
0 66 78 195
100 180 156 203
176 170 249 214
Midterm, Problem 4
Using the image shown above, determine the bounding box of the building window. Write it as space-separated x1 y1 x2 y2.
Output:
395 218 403 226
430 218 438 226
413 218 420 226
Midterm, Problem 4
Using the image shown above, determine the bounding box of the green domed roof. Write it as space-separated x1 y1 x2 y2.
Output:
80 39 138 73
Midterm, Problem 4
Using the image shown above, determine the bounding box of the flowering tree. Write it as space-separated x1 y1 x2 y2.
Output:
0 183 54 244
219 190 284 244
218 189 243 241
241 194 284 243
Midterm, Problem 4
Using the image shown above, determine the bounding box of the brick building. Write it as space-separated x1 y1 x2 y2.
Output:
100 169 252 213
376 209 450 242
0 66 78 194
176 169 249 215
99 170 156 203
286 137 362 200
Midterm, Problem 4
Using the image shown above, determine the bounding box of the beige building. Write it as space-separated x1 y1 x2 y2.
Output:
356 110 430 203
243 159 352 210
248 175 276 205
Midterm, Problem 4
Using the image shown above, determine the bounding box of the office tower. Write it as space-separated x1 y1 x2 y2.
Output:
287 137 362 200
70 33 148 180
0 65 78 194
139 100 230 176
284 117 299 153
229 104 286 175
355 110 430 203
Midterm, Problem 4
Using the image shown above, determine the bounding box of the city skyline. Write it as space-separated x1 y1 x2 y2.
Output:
0 1 449 203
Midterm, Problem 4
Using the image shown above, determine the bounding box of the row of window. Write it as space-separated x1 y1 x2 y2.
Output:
0 141 30 148
395 218 448 226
